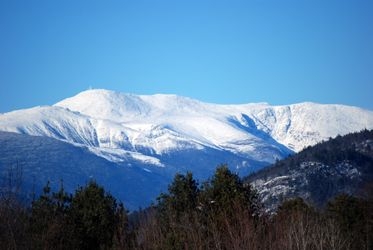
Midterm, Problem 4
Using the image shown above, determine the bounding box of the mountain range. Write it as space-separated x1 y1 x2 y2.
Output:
1 89 373 209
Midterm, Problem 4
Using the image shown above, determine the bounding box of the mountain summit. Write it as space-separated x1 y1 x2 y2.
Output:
1 89 373 209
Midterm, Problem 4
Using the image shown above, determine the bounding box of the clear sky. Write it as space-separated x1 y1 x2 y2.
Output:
1 0 372 113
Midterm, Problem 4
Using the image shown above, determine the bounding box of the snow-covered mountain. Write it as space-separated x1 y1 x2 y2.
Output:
2 89 373 161
0 89 373 209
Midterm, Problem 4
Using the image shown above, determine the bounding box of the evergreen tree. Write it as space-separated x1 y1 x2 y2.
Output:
29 181 72 249
201 165 260 215
68 181 121 250
198 165 261 248
156 172 200 249
157 172 199 219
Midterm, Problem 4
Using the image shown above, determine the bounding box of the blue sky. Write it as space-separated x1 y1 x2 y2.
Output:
1 0 372 112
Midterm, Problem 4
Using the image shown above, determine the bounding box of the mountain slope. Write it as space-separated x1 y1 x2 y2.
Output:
246 129 373 212
0 131 169 210
0 131 267 210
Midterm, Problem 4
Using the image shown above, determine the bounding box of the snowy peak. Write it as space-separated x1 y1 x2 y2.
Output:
55 89 151 122
55 89 208 122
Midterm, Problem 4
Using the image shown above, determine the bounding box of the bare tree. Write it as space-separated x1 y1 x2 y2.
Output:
0 164 28 249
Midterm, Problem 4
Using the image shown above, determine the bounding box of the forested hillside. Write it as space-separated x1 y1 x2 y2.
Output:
246 129 373 211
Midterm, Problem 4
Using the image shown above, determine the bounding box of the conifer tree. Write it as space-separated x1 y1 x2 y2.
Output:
158 172 199 219
29 181 72 249
68 181 120 250
201 165 260 215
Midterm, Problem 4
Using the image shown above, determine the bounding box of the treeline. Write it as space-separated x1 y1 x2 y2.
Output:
132 166 373 250
1 165 373 249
